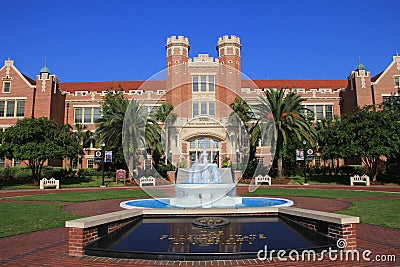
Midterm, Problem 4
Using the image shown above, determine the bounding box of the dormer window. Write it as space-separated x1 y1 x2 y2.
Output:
3 82 11 93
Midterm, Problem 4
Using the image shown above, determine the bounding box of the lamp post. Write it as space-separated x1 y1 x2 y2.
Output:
169 149 173 166
303 140 308 185
66 102 70 124
236 149 239 170
101 143 106 187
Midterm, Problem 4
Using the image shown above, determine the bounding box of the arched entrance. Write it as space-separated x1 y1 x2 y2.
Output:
188 137 220 166
178 116 231 168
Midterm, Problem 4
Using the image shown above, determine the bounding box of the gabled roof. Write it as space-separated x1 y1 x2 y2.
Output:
60 80 166 93
243 80 347 90
22 74 36 85
371 71 384 82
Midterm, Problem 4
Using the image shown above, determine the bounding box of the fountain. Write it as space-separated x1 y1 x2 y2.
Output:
171 150 238 208
121 150 292 209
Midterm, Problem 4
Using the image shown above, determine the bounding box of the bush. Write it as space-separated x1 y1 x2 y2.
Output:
78 168 102 177
155 163 174 178
0 167 12 180
11 167 32 179
339 165 365 175
41 166 67 179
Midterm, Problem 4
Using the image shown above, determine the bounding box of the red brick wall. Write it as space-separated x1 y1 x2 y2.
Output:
372 58 400 105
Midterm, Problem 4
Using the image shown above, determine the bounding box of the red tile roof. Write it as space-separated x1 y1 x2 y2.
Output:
60 80 165 93
371 71 383 82
22 73 36 85
245 80 348 90
60 79 348 93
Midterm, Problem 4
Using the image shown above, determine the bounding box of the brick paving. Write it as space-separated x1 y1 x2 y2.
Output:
0 185 399 266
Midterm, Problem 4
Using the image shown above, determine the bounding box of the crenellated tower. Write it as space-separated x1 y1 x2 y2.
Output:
34 62 65 124
341 58 373 114
165 36 190 108
215 35 242 114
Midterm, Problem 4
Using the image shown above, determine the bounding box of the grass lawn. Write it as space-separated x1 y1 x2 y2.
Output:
4 189 166 202
245 188 397 199
337 199 400 229
0 203 83 238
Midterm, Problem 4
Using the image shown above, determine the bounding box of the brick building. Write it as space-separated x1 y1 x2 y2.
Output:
1 35 399 170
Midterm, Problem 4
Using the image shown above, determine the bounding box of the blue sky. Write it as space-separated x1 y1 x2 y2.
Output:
2 0 399 82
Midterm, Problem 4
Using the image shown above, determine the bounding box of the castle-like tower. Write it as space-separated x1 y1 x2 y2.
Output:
341 59 373 114
165 36 190 108
34 64 65 124
215 35 242 114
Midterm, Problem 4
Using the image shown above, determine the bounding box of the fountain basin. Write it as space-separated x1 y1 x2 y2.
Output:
120 197 293 209
83 215 335 260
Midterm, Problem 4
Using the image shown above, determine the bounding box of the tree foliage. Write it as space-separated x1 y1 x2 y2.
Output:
96 89 163 172
324 105 400 181
256 89 316 177
0 117 79 183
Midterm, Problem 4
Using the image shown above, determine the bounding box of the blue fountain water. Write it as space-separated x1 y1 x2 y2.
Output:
121 150 293 209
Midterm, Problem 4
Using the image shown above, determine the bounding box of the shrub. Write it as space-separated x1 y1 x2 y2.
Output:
155 163 174 178
0 167 12 180
78 168 102 177
11 166 32 179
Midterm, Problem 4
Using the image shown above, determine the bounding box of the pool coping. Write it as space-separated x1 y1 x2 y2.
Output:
65 206 359 229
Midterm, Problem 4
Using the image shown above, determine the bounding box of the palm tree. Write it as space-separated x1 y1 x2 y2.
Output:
73 123 95 171
229 97 258 161
96 90 128 149
153 104 177 165
256 89 316 178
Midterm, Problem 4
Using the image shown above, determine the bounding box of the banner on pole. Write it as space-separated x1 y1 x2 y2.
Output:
296 149 304 161
105 151 113 162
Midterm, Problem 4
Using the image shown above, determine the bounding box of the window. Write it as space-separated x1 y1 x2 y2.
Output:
193 102 199 117
190 140 196 149
145 159 152 169
325 105 333 119
0 101 4 117
209 76 215 91
316 105 324 120
74 108 82 124
192 75 216 93
0 158 4 168
3 82 10 93
84 108 91 123
213 140 219 149
200 76 207 91
383 95 400 110
209 102 215 116
74 107 101 124
0 100 25 118
201 102 207 115
395 76 400 88
6 102 15 117
198 138 210 149
93 107 101 122
303 104 334 121
315 156 321 167
192 76 199 92
193 101 215 117
87 159 94 169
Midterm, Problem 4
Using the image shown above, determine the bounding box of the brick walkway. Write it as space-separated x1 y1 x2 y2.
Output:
0 185 399 266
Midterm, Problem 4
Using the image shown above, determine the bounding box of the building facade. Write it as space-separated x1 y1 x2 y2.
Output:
1 35 399 170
